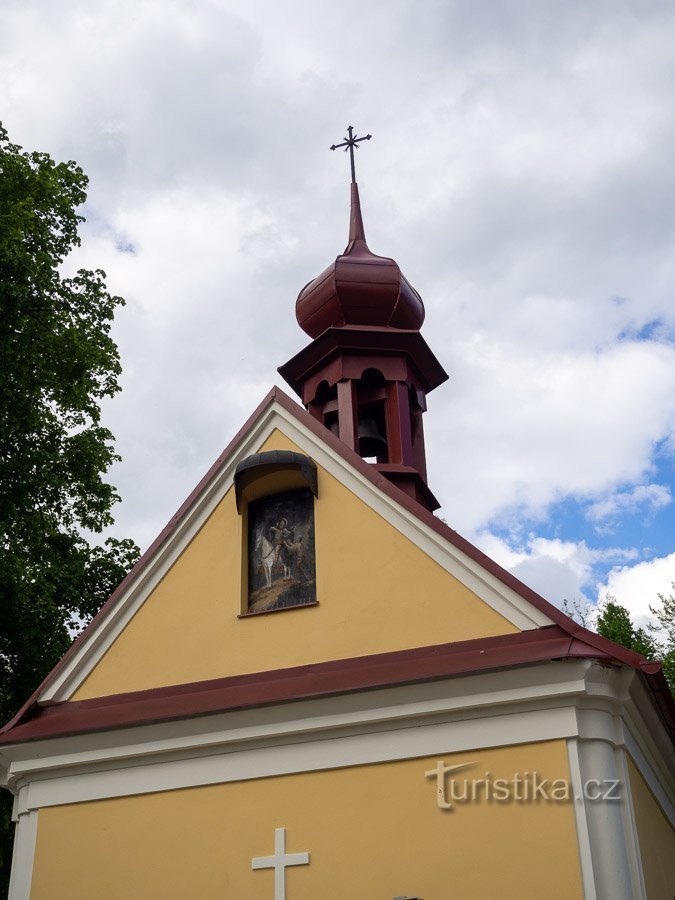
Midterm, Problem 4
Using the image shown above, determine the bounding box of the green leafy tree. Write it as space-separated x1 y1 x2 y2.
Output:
650 584 675 691
595 594 674 694
595 599 659 659
0 123 139 891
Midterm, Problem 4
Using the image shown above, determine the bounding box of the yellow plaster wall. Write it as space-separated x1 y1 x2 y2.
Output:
30 740 582 899
74 430 515 699
627 754 675 899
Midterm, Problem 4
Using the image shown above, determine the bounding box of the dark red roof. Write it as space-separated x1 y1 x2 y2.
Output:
1 387 673 745
0 626 653 745
295 183 425 337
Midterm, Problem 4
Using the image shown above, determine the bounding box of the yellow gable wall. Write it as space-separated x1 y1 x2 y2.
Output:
73 429 516 700
627 755 675 898
30 740 582 899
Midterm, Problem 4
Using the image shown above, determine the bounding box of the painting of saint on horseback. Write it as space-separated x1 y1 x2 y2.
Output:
247 488 316 613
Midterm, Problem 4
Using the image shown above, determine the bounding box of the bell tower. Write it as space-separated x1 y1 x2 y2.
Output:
278 127 448 511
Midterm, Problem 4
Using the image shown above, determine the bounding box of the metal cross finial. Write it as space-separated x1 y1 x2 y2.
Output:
330 125 372 183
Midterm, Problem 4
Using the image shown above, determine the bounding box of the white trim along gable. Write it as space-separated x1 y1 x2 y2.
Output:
39 396 553 704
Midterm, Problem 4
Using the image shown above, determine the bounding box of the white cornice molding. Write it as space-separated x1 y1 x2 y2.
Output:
40 399 552 703
6 661 590 777
7 662 587 813
3 661 672 830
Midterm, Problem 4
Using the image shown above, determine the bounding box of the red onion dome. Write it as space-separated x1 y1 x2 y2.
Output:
296 183 425 338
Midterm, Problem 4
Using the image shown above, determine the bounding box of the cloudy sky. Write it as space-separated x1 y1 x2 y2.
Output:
3 0 675 627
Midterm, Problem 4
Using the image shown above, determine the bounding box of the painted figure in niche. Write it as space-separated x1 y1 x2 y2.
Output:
270 517 292 578
248 489 316 613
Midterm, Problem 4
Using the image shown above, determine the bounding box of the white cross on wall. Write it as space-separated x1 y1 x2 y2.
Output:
251 827 310 900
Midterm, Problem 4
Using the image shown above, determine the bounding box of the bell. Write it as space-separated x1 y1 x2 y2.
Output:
357 417 387 458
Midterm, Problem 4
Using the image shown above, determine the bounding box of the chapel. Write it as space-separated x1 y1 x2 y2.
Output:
1 129 674 899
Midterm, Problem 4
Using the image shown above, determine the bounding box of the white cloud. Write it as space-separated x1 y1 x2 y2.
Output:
598 552 675 628
1 0 674 569
428 336 675 531
474 533 637 609
586 483 671 530
476 532 675 630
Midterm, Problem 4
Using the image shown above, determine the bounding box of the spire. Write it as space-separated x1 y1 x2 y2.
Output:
348 182 367 247
331 125 371 249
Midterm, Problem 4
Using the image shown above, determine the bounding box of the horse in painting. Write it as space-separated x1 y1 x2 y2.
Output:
255 533 276 588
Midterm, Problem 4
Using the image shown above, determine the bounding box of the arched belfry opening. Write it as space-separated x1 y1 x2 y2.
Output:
354 368 388 461
278 127 448 511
